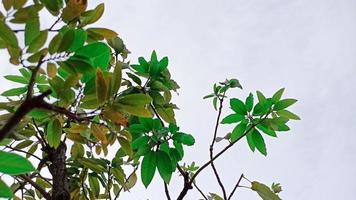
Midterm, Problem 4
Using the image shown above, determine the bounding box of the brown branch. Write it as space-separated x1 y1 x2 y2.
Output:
19 174 51 200
0 90 51 141
228 174 244 200
209 97 227 199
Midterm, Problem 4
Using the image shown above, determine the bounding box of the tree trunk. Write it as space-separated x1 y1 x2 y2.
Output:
47 142 70 200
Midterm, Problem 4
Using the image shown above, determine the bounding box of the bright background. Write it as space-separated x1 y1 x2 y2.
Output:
1 0 355 199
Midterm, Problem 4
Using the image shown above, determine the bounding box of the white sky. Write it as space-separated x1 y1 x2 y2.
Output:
1 0 355 199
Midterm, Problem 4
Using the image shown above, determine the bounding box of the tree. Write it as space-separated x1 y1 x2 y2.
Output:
0 0 299 200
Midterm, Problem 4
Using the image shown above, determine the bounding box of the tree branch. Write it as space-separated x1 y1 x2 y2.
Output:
26 55 45 100
228 173 244 200
0 90 51 141
19 174 51 200
164 182 172 200
209 97 227 199
177 111 271 200
193 181 208 200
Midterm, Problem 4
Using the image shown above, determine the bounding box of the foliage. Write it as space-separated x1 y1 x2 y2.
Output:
0 1 299 200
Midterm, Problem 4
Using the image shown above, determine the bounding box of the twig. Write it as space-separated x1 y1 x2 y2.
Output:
26 55 45 100
228 174 244 200
177 111 271 200
164 182 172 200
19 174 51 200
5 145 42 161
209 96 227 199
193 181 208 200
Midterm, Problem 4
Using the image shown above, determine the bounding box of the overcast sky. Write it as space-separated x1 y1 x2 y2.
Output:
1 0 355 199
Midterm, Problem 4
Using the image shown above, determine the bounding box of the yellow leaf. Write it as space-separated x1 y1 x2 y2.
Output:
47 63 57 78
91 123 108 144
87 28 118 39
67 124 88 134
251 181 281 200
95 145 101 155
111 62 122 96
102 109 128 127
96 68 108 105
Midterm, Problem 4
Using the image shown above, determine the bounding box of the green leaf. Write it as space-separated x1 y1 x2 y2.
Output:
141 151 156 188
213 97 218 110
257 125 277 137
221 113 244 124
25 16 40 46
58 29 75 52
40 0 63 16
156 150 172 183
0 150 35 175
272 88 285 103
228 78 242 89
47 118 62 148
75 42 110 71
68 29 87 52
107 37 125 54
156 106 176 124
209 193 224 200
276 110 300 120
78 158 106 173
89 174 100 197
1 87 27 96
4 75 28 84
0 179 13 198
132 136 150 150
230 122 247 142
95 68 107 105
251 181 281 200
48 33 63 54
158 57 168 72
252 129 267 156
245 93 254 112
230 98 247 115
256 91 267 104
27 30 48 53
173 133 195 146
246 130 255 152
274 99 297 111
0 21 18 47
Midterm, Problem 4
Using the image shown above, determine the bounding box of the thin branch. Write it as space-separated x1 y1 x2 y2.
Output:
164 182 172 200
5 145 41 161
177 111 271 200
209 96 227 199
26 55 45 100
19 174 51 200
0 90 51 141
228 174 244 200
193 181 208 200
48 17 62 31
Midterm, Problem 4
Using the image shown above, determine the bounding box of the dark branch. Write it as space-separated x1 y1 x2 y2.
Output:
209 97 227 199
228 174 244 200
164 182 172 200
19 174 51 200
193 181 208 200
